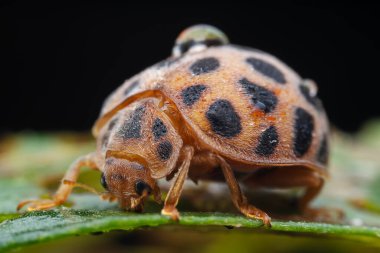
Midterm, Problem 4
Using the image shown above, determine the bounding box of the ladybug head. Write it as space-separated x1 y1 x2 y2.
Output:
101 157 161 211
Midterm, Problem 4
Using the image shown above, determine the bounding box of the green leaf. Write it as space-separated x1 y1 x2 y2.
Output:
1 210 380 252
1 124 380 251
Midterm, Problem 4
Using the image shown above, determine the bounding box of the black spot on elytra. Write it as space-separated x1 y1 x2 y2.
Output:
239 78 278 113
181 84 207 106
190 57 220 75
118 106 145 139
152 118 167 140
123 80 140 96
157 140 173 161
206 99 242 138
255 125 279 156
246 57 286 84
293 107 314 157
299 84 324 111
317 135 329 165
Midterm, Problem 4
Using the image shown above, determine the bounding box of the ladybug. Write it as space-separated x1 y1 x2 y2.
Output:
18 24 329 226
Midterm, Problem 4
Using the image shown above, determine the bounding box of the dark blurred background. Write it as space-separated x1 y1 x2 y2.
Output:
1 2 379 134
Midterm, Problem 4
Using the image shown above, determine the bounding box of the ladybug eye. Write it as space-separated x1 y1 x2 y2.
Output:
100 173 108 190
135 180 152 196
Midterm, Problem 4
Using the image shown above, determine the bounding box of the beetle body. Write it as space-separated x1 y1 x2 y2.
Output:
19 25 329 226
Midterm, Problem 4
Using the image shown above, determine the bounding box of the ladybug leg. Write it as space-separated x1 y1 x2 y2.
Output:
242 169 343 222
248 168 324 212
161 146 194 221
17 153 98 211
297 178 344 221
298 177 324 211
214 154 271 227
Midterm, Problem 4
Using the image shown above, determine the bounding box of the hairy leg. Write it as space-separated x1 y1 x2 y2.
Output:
242 167 324 211
17 153 98 211
214 155 271 227
161 146 194 220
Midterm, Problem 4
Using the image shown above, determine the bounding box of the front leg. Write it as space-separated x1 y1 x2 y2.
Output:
214 154 272 227
17 153 98 211
161 146 194 220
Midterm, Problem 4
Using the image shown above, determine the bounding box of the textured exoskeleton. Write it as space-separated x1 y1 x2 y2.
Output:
18 24 329 226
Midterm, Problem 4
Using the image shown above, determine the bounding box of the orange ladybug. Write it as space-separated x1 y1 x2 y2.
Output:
18 25 329 226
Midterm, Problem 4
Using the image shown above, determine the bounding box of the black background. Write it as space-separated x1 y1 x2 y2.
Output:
1 2 379 134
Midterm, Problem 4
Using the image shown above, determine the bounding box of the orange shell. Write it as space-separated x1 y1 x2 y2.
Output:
93 44 329 176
